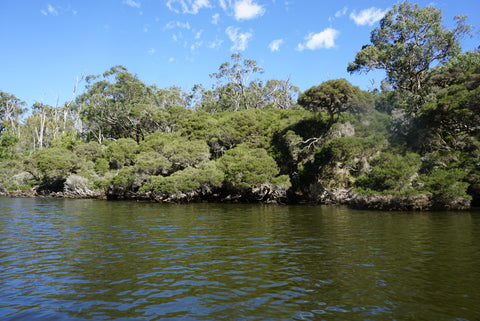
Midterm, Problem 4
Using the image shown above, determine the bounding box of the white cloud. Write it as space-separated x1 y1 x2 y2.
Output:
41 4 58 16
167 0 211 14
194 30 203 39
164 21 191 30
234 0 265 20
219 0 230 11
226 26 252 51
148 48 156 55
350 7 387 26
190 40 204 51
208 38 223 49
269 39 283 52
123 0 141 8
335 6 348 18
212 13 220 24
297 28 339 51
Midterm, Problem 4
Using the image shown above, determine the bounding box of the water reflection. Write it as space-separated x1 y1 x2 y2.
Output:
0 198 479 320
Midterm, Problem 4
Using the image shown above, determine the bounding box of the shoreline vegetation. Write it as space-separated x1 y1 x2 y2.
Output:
1 1 479 210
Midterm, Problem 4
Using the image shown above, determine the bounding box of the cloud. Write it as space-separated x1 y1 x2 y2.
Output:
335 6 348 18
212 13 220 24
148 48 156 55
41 4 59 16
190 40 204 51
350 7 387 26
194 30 203 39
208 38 223 49
226 26 252 51
123 0 141 8
329 6 347 22
219 0 230 11
164 21 191 30
269 39 283 52
297 28 339 51
167 0 211 14
234 0 265 20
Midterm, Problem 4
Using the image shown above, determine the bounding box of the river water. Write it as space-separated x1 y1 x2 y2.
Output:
0 197 479 320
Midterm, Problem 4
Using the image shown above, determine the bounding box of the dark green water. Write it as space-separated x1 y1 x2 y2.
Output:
1 198 479 320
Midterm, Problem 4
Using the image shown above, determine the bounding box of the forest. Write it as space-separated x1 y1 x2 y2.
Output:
1 1 479 210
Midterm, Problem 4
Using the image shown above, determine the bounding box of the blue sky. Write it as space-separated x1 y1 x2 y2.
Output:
1 0 479 107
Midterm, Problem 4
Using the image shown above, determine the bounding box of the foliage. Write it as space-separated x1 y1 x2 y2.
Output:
140 161 224 196
1 5 479 208
218 144 283 191
64 174 93 193
0 132 19 159
0 91 25 134
298 79 365 129
419 64 480 137
106 138 138 169
139 132 210 171
299 136 381 190
162 138 210 171
355 152 422 193
77 66 189 143
210 53 264 111
75 141 106 162
33 147 80 179
135 151 172 175
348 1 470 111
108 167 138 194
419 168 471 201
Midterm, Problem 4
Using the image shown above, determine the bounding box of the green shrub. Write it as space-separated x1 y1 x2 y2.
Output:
141 160 224 195
0 132 19 160
162 139 210 171
419 168 471 200
219 144 280 190
33 147 80 179
94 158 110 174
106 138 138 169
135 151 172 175
75 141 106 161
355 152 421 193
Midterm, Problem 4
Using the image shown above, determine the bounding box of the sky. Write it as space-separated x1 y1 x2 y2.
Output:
1 0 479 107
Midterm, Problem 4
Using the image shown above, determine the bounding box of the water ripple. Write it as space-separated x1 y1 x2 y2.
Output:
1 199 480 320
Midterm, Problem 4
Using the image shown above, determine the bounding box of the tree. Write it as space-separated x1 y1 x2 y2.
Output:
347 1 470 112
0 91 25 135
263 78 300 109
77 66 161 143
218 144 283 191
210 53 264 111
298 79 363 128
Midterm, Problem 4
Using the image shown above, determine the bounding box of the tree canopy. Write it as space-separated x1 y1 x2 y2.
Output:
347 1 470 112
0 1 478 209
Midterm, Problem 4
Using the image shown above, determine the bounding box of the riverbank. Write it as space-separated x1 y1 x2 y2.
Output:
1 186 472 211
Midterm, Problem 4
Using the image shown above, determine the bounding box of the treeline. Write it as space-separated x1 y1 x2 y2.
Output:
1 1 479 209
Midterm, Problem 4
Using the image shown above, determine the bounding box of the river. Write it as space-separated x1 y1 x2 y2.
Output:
1 197 479 320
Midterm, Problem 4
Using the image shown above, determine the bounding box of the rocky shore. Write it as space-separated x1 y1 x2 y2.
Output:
1 185 472 211
313 187 471 211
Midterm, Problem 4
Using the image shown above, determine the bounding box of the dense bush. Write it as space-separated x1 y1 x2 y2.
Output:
219 144 283 191
106 138 138 169
355 152 422 194
419 168 471 201
33 147 80 179
140 160 224 198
